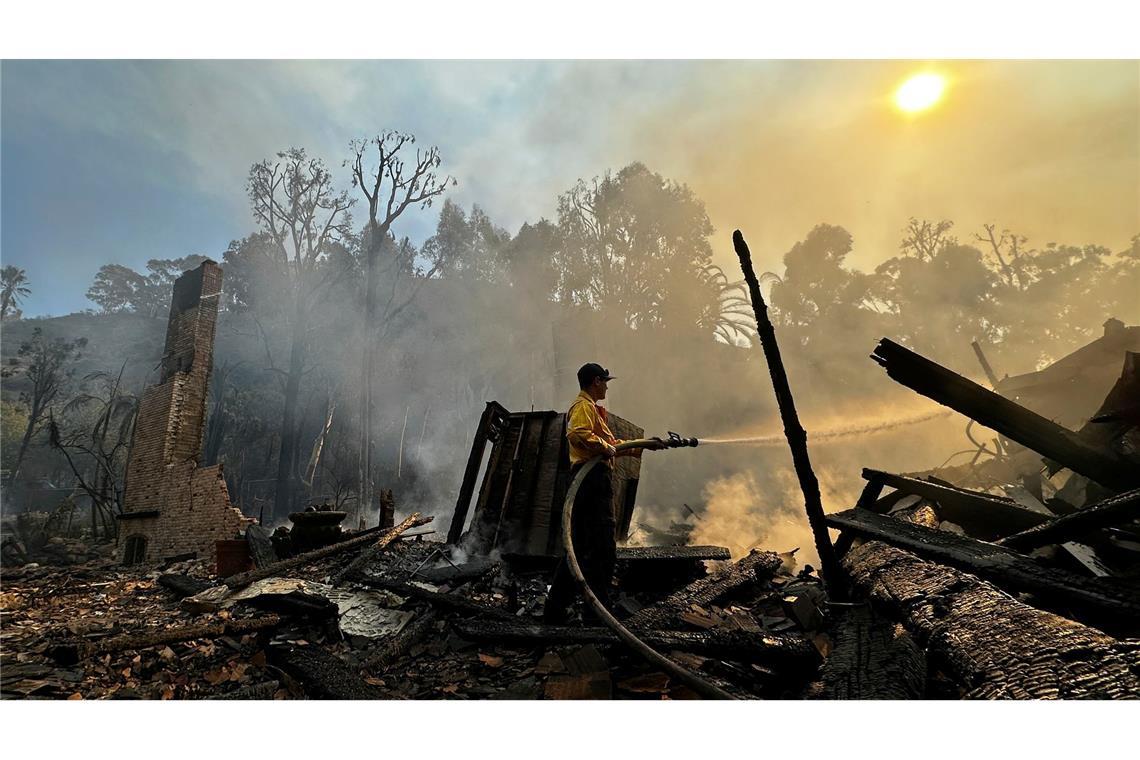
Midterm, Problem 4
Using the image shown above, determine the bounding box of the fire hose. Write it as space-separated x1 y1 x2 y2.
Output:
560 433 738 700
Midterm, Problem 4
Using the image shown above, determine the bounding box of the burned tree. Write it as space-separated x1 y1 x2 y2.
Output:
7 328 87 483
348 132 453 521
47 362 139 538
246 149 354 522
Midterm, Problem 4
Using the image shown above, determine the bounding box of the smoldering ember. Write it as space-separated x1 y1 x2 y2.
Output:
2 62 1140 703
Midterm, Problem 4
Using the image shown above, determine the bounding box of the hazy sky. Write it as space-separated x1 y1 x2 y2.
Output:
2 60 1137 316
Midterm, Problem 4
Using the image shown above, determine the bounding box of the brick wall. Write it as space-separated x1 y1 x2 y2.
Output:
119 261 252 566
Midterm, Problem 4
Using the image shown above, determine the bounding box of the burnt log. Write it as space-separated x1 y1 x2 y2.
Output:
826 507 1140 628
268 644 385 700
844 540 1140 698
805 604 926 699
998 487 1140 551
50 614 283 666
453 618 819 673
871 338 1136 491
625 550 782 630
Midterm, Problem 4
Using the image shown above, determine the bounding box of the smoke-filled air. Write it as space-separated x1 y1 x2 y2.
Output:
2 60 1138 563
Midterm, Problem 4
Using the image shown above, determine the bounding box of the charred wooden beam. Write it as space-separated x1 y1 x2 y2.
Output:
616 545 732 562
330 513 434 585
50 614 283 666
844 540 1140 698
871 338 1136 491
864 468 1049 540
734 231 843 588
998 487 1140 551
267 644 385 700
453 618 819 673
223 513 430 590
625 549 782 630
826 508 1140 625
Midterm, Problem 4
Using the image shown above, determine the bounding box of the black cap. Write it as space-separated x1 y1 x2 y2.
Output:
577 362 615 388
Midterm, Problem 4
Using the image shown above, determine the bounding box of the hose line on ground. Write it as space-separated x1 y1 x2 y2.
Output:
560 438 737 700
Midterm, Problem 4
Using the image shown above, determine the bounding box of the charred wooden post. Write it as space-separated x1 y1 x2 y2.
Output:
447 402 508 545
844 541 1140 698
998 487 1140 551
970 339 1001 388
733 230 843 590
871 339 1137 491
223 513 430 589
626 549 782 630
826 507 1140 626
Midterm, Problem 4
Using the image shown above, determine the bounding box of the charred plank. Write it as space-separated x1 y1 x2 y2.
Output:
616 545 731 562
864 468 1050 540
998 487 1140 551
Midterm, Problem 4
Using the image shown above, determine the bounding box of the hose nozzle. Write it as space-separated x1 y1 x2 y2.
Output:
667 431 699 448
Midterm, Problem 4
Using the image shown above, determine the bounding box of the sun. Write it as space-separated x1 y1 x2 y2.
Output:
894 72 947 114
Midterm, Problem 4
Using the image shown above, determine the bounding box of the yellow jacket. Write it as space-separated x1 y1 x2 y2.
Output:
567 390 635 466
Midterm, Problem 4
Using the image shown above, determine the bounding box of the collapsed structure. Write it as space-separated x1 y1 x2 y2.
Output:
117 261 250 565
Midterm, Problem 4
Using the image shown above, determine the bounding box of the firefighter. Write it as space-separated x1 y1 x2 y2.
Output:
543 362 665 624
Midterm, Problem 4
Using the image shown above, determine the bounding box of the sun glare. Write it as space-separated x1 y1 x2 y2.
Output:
894 72 946 114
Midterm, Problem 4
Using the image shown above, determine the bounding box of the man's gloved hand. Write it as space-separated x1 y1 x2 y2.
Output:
603 443 618 459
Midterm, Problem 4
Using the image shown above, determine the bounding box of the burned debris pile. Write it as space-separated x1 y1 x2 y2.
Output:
1 511 829 700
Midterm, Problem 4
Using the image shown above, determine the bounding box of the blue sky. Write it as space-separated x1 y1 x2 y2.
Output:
3 60 1138 316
